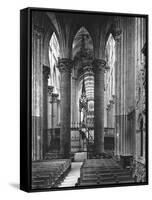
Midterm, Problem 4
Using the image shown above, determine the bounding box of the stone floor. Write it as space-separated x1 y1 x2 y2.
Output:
59 162 82 187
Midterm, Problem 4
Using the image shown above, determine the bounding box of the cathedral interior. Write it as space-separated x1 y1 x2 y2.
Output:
31 10 147 189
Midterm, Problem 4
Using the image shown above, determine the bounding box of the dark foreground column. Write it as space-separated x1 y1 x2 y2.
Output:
57 58 72 158
93 59 106 155
43 65 50 158
47 86 54 149
114 30 121 157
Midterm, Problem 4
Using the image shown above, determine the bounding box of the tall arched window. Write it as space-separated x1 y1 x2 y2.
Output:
105 33 116 101
48 33 61 131
49 32 60 97
104 34 116 128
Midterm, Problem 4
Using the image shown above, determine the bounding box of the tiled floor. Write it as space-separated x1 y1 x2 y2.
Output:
59 162 82 187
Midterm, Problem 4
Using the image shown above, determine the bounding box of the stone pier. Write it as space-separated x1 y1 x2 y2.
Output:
93 59 106 154
57 58 73 158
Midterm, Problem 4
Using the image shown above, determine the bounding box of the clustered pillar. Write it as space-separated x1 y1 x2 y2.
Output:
43 65 50 158
114 30 121 156
93 59 106 155
47 85 54 149
51 93 59 138
57 58 73 158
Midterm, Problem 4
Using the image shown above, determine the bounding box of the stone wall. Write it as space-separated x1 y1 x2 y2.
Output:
113 17 146 167
134 17 146 167
32 24 44 160
32 12 53 160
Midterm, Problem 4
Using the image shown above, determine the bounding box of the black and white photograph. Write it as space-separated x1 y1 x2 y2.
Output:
20 7 148 192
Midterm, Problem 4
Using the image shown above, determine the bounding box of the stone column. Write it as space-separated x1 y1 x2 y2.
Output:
71 76 77 124
57 99 60 126
47 86 54 148
32 26 43 160
93 59 106 154
43 65 50 158
113 28 122 157
50 93 59 151
57 58 73 158
48 86 54 128
52 93 59 129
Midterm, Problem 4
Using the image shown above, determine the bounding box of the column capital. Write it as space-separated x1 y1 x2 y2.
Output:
48 86 54 96
52 93 59 103
83 65 93 73
92 59 106 72
57 58 73 73
43 65 50 79
106 103 111 111
113 29 122 42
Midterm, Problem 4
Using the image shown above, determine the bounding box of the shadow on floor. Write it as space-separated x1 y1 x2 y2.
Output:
9 183 19 190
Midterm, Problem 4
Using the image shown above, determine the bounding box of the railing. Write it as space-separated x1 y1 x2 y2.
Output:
70 122 115 137
48 126 115 139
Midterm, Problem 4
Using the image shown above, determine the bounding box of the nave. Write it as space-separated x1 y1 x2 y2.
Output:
31 10 147 189
32 155 135 189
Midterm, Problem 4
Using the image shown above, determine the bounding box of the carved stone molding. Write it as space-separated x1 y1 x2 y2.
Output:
132 160 146 182
113 29 122 42
83 65 93 73
33 25 44 34
141 43 147 57
105 65 110 71
81 58 93 67
32 25 45 40
57 58 73 73
106 103 111 111
52 93 59 103
48 86 54 96
112 16 122 41
136 67 146 110
92 59 106 72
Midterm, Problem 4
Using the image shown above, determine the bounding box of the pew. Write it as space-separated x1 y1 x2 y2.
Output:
77 158 134 186
32 159 71 189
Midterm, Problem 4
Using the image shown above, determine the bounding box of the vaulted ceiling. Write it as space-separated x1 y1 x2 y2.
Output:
72 27 93 60
46 11 115 58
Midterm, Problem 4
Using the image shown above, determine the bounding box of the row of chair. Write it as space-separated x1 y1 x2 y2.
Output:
76 159 134 186
32 159 71 189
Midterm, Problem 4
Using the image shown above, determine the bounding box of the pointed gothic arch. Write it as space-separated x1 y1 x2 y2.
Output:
48 32 61 96
72 26 94 59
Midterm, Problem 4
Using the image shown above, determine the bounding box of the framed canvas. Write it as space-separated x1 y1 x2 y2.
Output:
20 7 148 192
